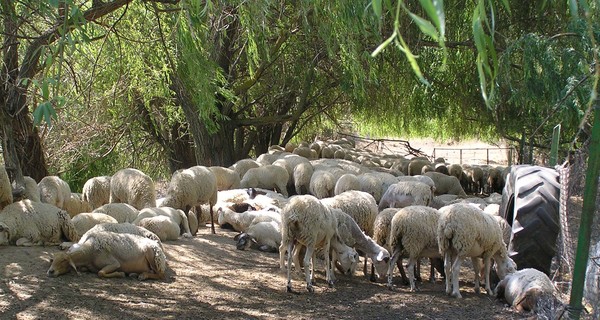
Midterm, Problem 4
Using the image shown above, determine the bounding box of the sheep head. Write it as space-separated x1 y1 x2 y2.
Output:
47 245 81 277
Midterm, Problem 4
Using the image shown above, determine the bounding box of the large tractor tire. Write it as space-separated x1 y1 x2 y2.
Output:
500 165 560 275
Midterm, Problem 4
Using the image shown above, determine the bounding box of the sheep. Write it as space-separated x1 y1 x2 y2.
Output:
448 163 463 179
240 165 289 197
329 208 390 280
160 165 218 234
396 175 436 193
309 169 338 199
435 163 449 175
378 181 433 211
134 207 193 237
438 203 517 298
292 161 314 195
22 176 41 202
47 230 166 280
229 159 261 182
38 175 71 209
356 172 385 203
0 200 80 246
334 173 360 195
81 175 111 210
486 167 505 194
495 268 560 313
320 190 378 237
430 194 460 209
423 172 468 197
93 203 140 223
209 166 241 191
71 212 118 237
0 166 13 210
136 215 185 241
64 194 93 218
407 159 432 176
292 146 314 159
464 166 485 194
387 205 442 291
235 220 281 252
109 168 156 210
279 195 357 293
217 207 281 232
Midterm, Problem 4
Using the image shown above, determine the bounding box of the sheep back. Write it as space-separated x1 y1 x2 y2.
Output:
209 166 241 191
378 181 432 211
389 205 440 257
334 173 360 196
109 168 156 210
423 172 467 197
72 212 118 237
240 165 289 197
320 190 377 237
22 176 41 202
82 176 111 209
137 215 181 241
38 176 71 209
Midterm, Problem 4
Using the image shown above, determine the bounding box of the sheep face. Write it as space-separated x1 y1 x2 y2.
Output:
47 252 74 277
495 255 517 279
337 249 359 275
235 233 254 250
372 250 391 278
0 223 10 245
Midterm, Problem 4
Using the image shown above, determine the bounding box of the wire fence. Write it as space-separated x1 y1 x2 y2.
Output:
432 147 517 166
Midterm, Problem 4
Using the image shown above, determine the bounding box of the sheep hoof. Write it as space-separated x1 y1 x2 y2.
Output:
451 292 463 299
306 284 314 293
286 285 293 293
369 274 377 282
327 280 334 288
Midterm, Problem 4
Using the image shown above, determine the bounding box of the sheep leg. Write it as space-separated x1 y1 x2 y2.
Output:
483 256 493 295
286 242 295 292
471 257 481 294
209 204 216 234
323 238 334 288
397 258 409 285
387 247 402 290
407 257 419 292
444 251 452 296
279 239 288 270
97 262 125 279
304 245 315 292
450 255 463 298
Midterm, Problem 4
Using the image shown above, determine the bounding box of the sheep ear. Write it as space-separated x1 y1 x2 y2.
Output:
233 233 242 241
67 257 79 275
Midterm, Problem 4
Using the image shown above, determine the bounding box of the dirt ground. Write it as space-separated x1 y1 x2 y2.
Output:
0 225 530 320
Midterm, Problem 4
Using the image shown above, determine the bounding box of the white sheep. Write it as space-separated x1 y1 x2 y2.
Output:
229 159 261 181
217 207 281 232
136 215 184 241
334 173 360 195
309 169 338 199
495 268 559 313
357 172 385 202
0 166 12 210
387 205 442 291
378 181 433 211
240 165 289 197
109 168 156 210
423 172 467 197
373 208 409 283
396 174 436 192
209 166 241 191
320 190 378 237
71 212 118 237
160 166 218 234
134 206 193 237
0 200 80 246
93 203 140 223
235 220 281 252
47 230 166 280
292 161 314 195
438 203 517 298
64 193 93 218
22 176 41 202
80 222 162 247
81 175 111 210
279 195 357 293
38 175 71 209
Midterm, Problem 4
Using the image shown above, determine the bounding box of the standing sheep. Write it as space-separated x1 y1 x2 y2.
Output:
279 195 356 293
407 159 432 176
0 200 80 246
240 165 289 197
0 166 13 210
38 175 71 209
82 176 111 210
109 168 156 210
378 181 433 211
423 172 468 197
209 166 241 191
229 159 261 181
134 207 193 237
22 176 41 202
334 173 360 196
160 166 218 234
438 203 517 298
309 170 338 199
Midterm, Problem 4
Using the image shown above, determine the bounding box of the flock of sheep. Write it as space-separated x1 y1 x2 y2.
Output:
0 138 562 315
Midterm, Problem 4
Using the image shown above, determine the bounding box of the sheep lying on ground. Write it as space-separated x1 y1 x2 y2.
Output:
71 212 118 237
109 168 156 210
134 207 193 238
47 229 166 280
279 195 357 293
438 203 517 298
0 200 80 246
423 172 467 197
495 268 560 313
93 203 140 223
81 222 162 246
82 176 111 210
217 207 281 232
160 166 218 234
136 215 185 241
38 175 71 209
0 166 12 210
240 165 289 197
235 220 281 252
378 181 433 211
387 205 442 291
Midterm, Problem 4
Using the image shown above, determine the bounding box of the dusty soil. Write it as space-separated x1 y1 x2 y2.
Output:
0 226 528 320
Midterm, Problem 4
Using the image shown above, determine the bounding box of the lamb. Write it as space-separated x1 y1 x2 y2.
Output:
495 268 560 313
47 230 166 280
437 203 517 298
0 166 12 210
240 165 289 197
93 203 140 223
136 215 186 241
38 175 71 209
109 168 156 210
423 172 468 197
81 175 111 209
378 181 433 211
0 200 80 246
134 207 193 237
160 165 218 234
217 207 281 232
235 220 281 252
229 159 261 181
209 166 241 191
279 195 358 293
387 205 442 291
334 173 360 195
71 212 118 237
22 176 41 202
64 194 93 218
